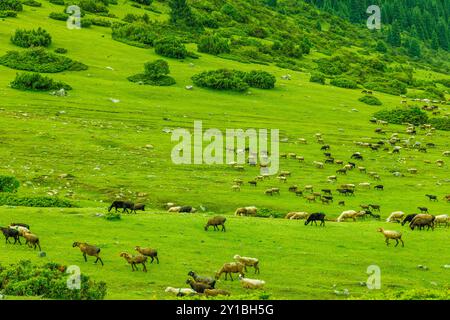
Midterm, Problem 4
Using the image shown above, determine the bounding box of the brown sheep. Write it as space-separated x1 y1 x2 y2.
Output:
120 252 148 272
135 246 159 264
205 216 226 232
215 262 245 281
410 214 435 231
73 242 104 266
23 232 41 251
204 289 231 297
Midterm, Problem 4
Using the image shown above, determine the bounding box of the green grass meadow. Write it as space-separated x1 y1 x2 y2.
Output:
0 2 449 300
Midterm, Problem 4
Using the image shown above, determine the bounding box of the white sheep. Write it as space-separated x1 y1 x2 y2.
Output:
168 206 182 213
337 210 364 222
386 211 405 223
434 214 449 227
238 275 265 289
289 212 309 220
234 255 260 274
358 182 371 189
165 287 196 296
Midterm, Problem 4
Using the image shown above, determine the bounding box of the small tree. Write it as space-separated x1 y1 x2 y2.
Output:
0 176 20 193
144 59 170 78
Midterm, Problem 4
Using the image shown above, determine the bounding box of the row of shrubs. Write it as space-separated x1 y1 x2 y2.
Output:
11 72 72 91
192 69 276 92
0 47 88 73
0 193 75 207
0 0 23 11
0 10 18 18
0 260 107 300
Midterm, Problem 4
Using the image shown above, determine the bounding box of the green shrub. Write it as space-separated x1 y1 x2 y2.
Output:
192 69 249 92
154 37 187 59
128 59 176 86
197 34 230 55
22 0 42 7
436 78 450 88
0 10 17 18
309 72 325 84
90 17 111 27
0 176 20 193
104 211 121 220
248 26 268 39
0 48 88 73
80 18 92 28
364 79 407 95
0 193 75 207
429 118 450 131
256 208 284 219
0 260 107 299
330 77 358 89
112 22 156 47
316 57 349 75
0 0 23 11
54 47 68 54
78 0 108 13
358 95 382 106
49 12 69 21
49 0 65 5
373 107 428 126
243 70 276 89
11 72 72 91
11 28 52 48
131 0 152 5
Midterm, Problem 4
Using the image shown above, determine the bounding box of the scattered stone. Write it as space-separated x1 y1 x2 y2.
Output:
109 98 120 103
144 144 154 150
106 66 114 70
417 265 429 270
38 252 46 258
443 265 450 269
185 85 193 90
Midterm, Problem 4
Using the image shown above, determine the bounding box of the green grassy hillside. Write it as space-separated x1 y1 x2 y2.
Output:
0 0 449 300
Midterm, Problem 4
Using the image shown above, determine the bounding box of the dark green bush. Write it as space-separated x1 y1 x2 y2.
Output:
373 107 428 126
256 208 284 219
104 211 121 220
429 118 450 131
358 95 382 106
243 70 276 89
436 79 450 88
131 0 152 5
90 17 111 27
78 0 108 14
0 176 20 193
49 0 65 5
112 22 156 47
54 47 68 54
11 28 52 48
49 12 69 21
309 72 325 84
192 69 249 92
0 0 23 11
80 18 92 28
154 37 187 59
0 260 107 299
0 10 17 17
316 57 349 75
0 48 88 73
197 34 230 55
330 77 358 89
11 72 72 91
0 193 75 207
22 0 41 7
128 59 175 86
364 79 407 95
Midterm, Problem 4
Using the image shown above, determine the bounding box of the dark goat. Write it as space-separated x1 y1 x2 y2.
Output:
425 194 438 201
304 213 326 226
132 203 145 214
186 279 212 293
369 204 380 211
374 185 384 191
417 207 428 213
1 227 21 244
108 200 134 213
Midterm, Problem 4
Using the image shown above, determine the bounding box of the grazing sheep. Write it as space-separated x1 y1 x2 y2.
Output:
234 255 260 274
238 275 265 289
0 227 21 244
374 185 384 191
279 171 291 177
73 242 104 266
23 232 41 250
359 182 371 189
410 214 435 231
304 185 314 192
248 180 257 187
188 271 216 288
132 203 145 214
338 201 345 206
434 215 449 228
271 188 280 195
377 228 404 247
205 216 226 232
401 214 417 226
215 262 245 281
204 289 231 297
10 223 30 229
277 176 287 183
265 189 274 196
168 206 182 213
231 184 241 192
314 161 324 169
328 175 337 181
305 195 316 203
8 225 30 237
425 194 438 201
179 206 197 213
235 206 257 216
135 246 159 264
337 210 364 222
165 287 196 297
336 168 347 175
304 213 326 226
120 252 148 272
386 211 405 223
289 212 309 220
369 204 380 211
288 185 298 193
295 190 303 197
186 279 213 293
109 200 134 213
417 207 428 213
233 179 244 186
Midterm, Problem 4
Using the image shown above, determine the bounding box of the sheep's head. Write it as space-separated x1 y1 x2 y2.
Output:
120 252 130 258
185 279 193 285
377 228 384 233
134 246 140 251
215 272 220 280
233 254 241 260
188 271 195 277
72 242 79 248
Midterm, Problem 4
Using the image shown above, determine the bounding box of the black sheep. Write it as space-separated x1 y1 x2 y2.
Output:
108 200 134 213
1 227 21 244
401 214 417 226
304 213 326 227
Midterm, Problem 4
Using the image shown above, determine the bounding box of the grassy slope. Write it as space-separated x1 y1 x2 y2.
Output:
0 2 449 300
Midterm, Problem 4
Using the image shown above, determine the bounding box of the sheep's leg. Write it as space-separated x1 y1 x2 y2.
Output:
385 238 390 246
395 239 399 247
17 237 22 245
96 256 104 266
37 242 41 251
400 239 404 247
155 256 159 264
83 252 87 262
222 224 226 232
229 273 233 281
142 262 147 273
